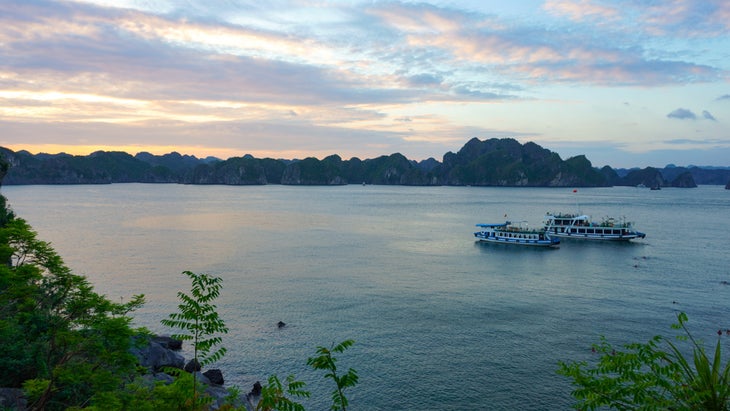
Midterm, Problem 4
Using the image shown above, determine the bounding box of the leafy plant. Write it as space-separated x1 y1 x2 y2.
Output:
0 217 145 410
558 312 730 410
256 375 309 411
161 271 229 404
665 312 730 409
257 339 357 411
307 339 358 411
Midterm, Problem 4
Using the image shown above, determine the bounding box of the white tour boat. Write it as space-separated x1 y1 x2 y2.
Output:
474 221 560 247
543 213 646 241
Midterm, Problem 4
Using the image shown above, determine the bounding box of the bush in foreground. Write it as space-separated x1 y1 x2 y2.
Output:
558 312 730 410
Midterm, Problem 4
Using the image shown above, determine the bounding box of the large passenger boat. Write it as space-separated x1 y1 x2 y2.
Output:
474 221 560 247
543 213 646 241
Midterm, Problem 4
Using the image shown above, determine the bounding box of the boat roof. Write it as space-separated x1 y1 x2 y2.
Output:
546 213 589 219
476 223 508 228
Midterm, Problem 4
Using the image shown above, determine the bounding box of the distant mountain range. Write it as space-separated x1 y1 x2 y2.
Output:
1 138 729 188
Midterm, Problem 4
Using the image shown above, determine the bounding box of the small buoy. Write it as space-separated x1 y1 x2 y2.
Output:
277 321 286 328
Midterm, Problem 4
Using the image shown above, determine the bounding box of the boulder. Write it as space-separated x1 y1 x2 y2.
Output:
185 358 201 373
203 369 225 385
193 371 211 386
130 336 185 372
250 381 262 396
153 335 183 350
206 384 251 411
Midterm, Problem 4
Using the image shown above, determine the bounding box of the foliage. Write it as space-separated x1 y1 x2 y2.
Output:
258 339 357 411
666 313 730 409
161 270 229 404
76 371 231 411
307 340 359 411
256 375 309 411
558 312 730 410
0 216 145 410
161 271 229 367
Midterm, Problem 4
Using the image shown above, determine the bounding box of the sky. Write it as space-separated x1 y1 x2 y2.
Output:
1 0 729 168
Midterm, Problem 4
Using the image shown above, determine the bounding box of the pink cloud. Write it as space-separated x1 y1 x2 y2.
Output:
543 0 620 22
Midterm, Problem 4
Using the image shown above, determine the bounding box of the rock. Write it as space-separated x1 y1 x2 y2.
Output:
130 336 185 372
193 371 211 386
185 358 201 373
620 166 667 188
206 384 251 411
670 171 697 188
203 369 225 385
153 335 183 350
127 334 251 410
250 381 262 396
0 388 26 410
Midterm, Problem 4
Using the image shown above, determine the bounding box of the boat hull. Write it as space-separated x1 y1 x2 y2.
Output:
474 232 559 247
473 222 560 247
545 232 645 241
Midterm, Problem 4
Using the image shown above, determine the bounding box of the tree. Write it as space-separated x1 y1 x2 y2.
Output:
307 340 358 411
256 375 309 411
161 271 229 405
558 312 730 410
0 217 145 410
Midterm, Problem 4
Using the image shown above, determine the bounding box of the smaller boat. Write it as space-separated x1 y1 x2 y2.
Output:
543 213 646 241
474 221 560 247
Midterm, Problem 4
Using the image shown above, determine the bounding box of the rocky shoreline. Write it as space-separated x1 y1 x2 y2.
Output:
132 334 263 410
0 334 262 411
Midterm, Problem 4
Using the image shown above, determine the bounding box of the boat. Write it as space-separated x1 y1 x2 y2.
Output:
474 221 560 247
543 213 646 241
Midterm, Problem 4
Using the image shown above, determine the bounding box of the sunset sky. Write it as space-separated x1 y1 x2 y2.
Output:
1 0 728 168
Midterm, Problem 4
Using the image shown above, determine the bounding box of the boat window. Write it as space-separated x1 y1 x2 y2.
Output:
578 228 585 234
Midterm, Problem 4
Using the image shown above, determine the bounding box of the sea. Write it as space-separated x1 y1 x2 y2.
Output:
3 183 729 410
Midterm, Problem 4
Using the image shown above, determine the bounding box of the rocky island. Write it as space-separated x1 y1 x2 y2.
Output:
2 138 729 187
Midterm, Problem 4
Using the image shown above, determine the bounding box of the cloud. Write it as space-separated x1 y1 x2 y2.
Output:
1 0 729 164
406 73 443 87
664 138 727 146
666 108 696 120
384 3 720 87
543 0 620 22
702 110 716 121
639 0 730 37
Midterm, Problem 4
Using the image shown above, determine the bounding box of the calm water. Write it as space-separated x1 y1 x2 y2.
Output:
3 184 730 410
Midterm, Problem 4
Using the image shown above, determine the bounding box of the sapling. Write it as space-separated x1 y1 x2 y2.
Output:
162 270 229 405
